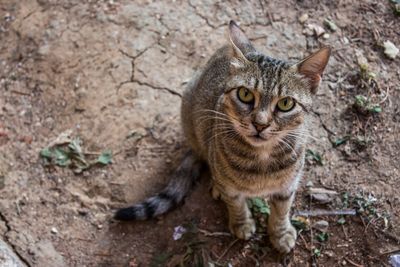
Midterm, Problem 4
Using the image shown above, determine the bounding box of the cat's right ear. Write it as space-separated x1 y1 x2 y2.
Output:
228 20 255 62
295 47 331 94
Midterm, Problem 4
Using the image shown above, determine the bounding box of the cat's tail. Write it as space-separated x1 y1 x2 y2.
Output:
114 150 205 221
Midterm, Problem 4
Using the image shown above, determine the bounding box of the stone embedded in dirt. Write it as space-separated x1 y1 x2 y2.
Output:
322 33 330 39
51 227 58 234
383 41 399 59
313 220 329 232
0 239 27 267
311 193 333 203
298 13 309 24
302 28 314 37
325 250 335 258
390 254 400 267
356 49 369 70
306 24 326 37
306 180 314 187
307 187 338 204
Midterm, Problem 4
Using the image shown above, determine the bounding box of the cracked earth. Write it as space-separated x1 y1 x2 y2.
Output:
0 0 399 266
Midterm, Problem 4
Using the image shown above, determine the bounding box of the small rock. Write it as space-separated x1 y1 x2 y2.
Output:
314 220 329 232
306 180 314 187
325 250 335 258
307 24 325 37
307 187 337 204
298 13 309 24
355 49 369 70
51 227 58 234
311 193 332 203
97 224 103 229
383 41 399 59
322 33 330 39
302 28 314 37
390 254 400 267
342 37 350 45
0 239 26 267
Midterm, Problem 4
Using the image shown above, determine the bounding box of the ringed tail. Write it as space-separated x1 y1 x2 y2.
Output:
114 151 205 221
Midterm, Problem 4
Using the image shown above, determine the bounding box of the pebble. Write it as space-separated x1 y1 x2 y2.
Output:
310 193 333 203
304 24 326 37
325 250 334 258
51 227 58 234
306 180 314 187
322 33 330 39
298 13 309 24
390 254 400 267
313 220 329 232
383 40 399 59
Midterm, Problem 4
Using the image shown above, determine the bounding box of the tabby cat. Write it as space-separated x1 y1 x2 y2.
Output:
115 20 330 253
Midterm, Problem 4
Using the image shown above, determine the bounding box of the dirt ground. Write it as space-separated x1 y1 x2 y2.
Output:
0 0 399 266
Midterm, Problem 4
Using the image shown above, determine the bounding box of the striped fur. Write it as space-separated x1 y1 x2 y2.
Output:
116 21 330 253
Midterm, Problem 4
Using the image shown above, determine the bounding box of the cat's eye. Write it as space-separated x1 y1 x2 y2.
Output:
277 97 295 112
237 88 254 103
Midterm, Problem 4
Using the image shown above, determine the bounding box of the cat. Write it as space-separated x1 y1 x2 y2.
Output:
115 20 330 254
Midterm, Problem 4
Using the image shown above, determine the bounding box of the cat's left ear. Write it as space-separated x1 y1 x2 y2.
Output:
228 20 255 61
295 47 331 93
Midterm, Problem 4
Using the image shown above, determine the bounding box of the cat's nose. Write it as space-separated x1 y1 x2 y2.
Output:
253 122 270 132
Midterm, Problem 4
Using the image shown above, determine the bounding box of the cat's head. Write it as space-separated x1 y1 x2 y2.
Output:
218 21 330 148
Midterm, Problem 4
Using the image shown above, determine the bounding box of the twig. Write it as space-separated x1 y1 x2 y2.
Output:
93 252 112 257
380 248 400 256
216 238 239 264
378 86 390 105
11 90 30 96
345 257 364 267
341 225 349 240
295 209 356 217
308 188 338 195
198 228 231 237
299 233 311 251
83 151 102 155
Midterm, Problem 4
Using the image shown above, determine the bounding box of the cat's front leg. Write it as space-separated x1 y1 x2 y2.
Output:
268 192 297 253
217 185 255 240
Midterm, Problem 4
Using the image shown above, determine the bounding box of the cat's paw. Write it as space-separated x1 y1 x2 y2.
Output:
229 218 256 240
269 224 297 254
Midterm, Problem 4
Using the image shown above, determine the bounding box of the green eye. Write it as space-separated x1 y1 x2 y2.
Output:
277 97 295 112
237 88 254 103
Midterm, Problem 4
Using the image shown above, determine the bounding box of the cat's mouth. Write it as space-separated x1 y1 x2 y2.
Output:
248 133 267 142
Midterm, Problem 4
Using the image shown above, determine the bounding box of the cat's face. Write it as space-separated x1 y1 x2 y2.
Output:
216 21 330 148
219 58 310 147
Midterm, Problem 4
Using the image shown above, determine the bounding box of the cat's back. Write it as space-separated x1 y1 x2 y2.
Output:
181 45 233 158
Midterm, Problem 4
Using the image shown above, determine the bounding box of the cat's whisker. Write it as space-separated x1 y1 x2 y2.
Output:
275 135 298 158
197 109 247 127
197 116 233 126
286 131 318 142
207 129 239 144
197 114 246 128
